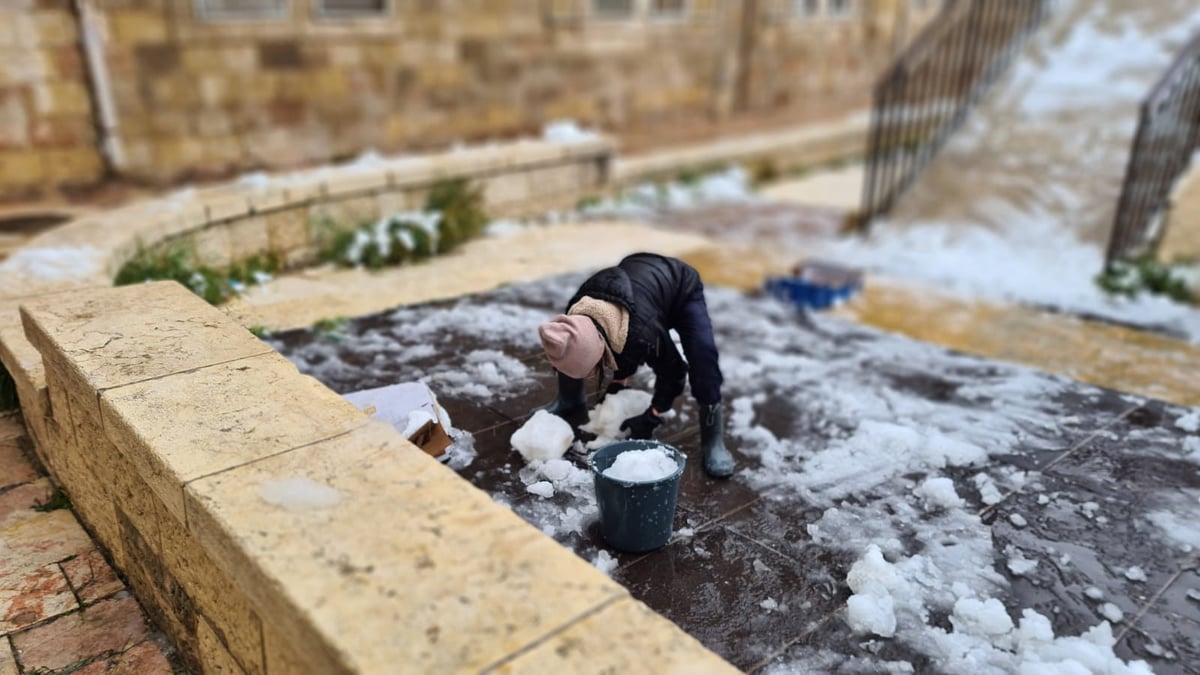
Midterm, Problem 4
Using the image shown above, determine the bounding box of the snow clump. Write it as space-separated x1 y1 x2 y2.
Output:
510 410 574 461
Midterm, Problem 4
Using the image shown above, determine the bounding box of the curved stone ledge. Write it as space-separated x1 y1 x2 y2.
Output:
14 280 738 673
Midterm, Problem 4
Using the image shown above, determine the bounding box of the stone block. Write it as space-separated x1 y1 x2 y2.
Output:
30 114 95 148
198 615 250 675
322 171 388 200
483 171 532 210
490 597 739 674
204 195 252 224
109 10 169 45
191 225 233 269
0 564 77 634
32 10 78 46
308 195 378 247
265 207 310 255
373 189 418 217
159 508 264 675
0 150 46 186
42 148 104 184
262 622 308 675
0 50 47 88
0 631 14 675
10 594 150 673
61 548 124 605
99 351 366 521
185 421 626 672
228 217 271 263
308 68 349 99
0 89 29 149
40 361 78 454
19 282 272 395
0 510 94 581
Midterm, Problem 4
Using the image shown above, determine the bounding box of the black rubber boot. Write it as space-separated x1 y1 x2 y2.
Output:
541 371 586 419
700 402 734 478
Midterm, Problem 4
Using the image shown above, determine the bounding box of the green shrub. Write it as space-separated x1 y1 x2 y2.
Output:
425 178 487 253
115 241 278 306
1096 257 1194 303
320 178 487 269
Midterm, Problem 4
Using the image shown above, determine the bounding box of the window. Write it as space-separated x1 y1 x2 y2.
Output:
194 0 289 19
315 0 388 16
794 0 821 17
828 0 855 18
650 0 687 15
592 0 634 16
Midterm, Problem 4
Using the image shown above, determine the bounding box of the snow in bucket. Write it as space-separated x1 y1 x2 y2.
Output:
601 447 679 483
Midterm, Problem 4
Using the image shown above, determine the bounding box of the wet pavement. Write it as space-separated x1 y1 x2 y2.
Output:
270 274 1200 674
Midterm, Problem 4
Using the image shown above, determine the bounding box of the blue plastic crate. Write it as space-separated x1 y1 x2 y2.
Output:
764 260 863 310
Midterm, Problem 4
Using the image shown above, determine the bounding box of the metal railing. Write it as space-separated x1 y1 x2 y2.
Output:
860 0 1051 225
1106 32 1200 268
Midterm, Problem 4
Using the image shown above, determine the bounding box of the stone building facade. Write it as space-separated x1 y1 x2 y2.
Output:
0 0 940 201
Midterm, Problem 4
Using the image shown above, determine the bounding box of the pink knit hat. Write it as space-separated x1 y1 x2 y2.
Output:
539 314 604 379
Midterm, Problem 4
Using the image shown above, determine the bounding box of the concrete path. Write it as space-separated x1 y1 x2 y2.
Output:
0 413 179 674
223 221 714 333
757 164 863 212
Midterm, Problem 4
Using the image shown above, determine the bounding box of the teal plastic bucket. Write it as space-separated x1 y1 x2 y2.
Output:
589 440 686 553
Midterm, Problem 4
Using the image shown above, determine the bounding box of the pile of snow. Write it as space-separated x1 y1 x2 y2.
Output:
601 447 678 483
1176 411 1200 433
258 477 342 510
843 546 1151 673
510 410 574 462
1 245 103 282
914 477 965 509
542 119 601 144
580 389 652 448
592 550 618 575
579 166 756 220
519 456 592 501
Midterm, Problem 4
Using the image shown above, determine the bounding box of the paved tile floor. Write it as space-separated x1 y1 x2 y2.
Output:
0 413 181 674
273 274 1200 674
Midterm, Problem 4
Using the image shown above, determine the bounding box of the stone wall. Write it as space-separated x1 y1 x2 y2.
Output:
0 0 105 199
1 0 942 199
17 279 741 674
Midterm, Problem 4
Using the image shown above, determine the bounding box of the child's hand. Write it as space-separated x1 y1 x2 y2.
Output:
620 407 662 440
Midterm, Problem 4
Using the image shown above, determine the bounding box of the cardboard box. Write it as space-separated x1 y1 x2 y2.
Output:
342 382 452 459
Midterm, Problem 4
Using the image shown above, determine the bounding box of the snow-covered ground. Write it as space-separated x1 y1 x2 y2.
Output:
820 0 1200 341
271 274 1200 673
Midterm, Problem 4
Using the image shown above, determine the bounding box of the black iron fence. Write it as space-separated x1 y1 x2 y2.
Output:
860 0 1051 225
1106 32 1200 267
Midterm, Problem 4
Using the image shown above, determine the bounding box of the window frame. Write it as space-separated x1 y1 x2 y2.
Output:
193 0 291 21
647 0 689 20
589 0 637 19
311 0 391 20
826 0 857 20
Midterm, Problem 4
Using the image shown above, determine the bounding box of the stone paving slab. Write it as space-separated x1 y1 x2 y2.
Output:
0 414 180 674
272 273 1200 674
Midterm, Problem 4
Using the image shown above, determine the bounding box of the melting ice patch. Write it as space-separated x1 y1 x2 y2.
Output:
258 478 342 510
